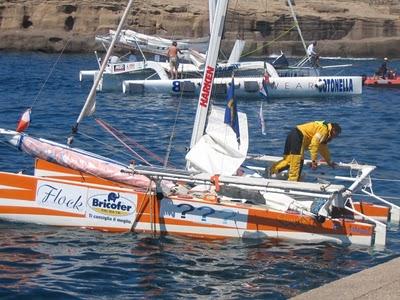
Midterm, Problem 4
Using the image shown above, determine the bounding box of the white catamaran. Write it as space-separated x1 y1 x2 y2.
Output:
0 0 396 247
80 0 362 98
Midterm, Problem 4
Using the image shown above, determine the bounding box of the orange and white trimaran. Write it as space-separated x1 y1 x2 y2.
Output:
0 0 399 247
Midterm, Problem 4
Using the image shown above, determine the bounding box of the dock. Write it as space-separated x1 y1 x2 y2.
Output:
291 256 400 299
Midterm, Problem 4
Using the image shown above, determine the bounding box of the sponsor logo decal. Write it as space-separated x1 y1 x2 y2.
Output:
37 181 86 214
159 198 248 228
319 78 354 93
200 65 215 107
88 192 135 217
114 64 126 72
271 78 355 94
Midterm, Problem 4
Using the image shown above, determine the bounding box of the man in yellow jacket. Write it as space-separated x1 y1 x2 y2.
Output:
270 121 341 181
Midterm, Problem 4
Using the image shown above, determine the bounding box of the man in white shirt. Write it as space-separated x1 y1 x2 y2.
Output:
306 41 319 67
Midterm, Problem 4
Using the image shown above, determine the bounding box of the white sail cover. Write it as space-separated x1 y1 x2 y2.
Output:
185 106 249 175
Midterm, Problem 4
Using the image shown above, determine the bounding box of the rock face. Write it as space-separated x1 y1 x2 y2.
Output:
0 0 399 58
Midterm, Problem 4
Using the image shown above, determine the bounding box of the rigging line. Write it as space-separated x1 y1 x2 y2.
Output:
95 119 152 166
225 0 239 41
76 131 145 164
163 77 185 168
241 23 297 58
95 118 172 167
231 0 241 39
30 39 71 109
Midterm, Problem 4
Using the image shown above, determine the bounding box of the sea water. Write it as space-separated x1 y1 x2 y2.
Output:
0 52 399 299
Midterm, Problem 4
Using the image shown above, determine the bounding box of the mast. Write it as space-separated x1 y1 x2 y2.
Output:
188 0 229 153
287 0 307 55
68 0 135 144
208 0 217 34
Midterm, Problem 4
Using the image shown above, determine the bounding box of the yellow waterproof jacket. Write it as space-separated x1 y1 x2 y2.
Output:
296 121 332 162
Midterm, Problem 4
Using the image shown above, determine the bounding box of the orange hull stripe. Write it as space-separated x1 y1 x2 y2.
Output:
354 202 390 217
0 172 37 189
0 190 35 201
0 206 85 217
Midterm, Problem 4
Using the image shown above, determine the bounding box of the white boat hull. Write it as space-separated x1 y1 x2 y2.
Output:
0 164 375 246
122 76 362 98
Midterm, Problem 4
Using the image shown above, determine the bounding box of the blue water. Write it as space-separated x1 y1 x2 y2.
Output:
0 52 400 299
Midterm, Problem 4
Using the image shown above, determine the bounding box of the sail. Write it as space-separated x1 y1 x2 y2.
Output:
185 106 248 175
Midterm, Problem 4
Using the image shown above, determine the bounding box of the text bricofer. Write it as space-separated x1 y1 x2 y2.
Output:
91 198 133 212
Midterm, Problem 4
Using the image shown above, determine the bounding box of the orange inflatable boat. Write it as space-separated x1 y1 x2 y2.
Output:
363 76 400 87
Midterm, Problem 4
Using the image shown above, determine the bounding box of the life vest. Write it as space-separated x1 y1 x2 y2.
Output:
314 121 333 144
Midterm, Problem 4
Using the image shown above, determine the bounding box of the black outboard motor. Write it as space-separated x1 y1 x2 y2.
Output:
271 53 289 69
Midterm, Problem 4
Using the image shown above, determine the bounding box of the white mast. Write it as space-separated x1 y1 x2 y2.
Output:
68 0 135 144
208 0 217 33
287 0 307 54
188 0 229 154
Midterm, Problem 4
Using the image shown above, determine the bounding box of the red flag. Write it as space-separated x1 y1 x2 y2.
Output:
16 108 31 132
263 72 270 84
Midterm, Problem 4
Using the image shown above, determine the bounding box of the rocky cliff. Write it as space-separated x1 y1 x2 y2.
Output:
0 0 399 58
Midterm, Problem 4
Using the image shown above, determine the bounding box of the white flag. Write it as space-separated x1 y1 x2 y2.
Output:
259 102 266 135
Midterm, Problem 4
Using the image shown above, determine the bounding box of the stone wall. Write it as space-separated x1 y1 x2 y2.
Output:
0 0 399 58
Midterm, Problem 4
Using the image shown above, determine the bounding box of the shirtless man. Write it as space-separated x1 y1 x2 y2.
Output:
166 41 182 79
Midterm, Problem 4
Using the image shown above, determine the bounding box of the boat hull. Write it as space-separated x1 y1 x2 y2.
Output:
122 76 362 98
353 202 390 223
363 76 400 87
0 162 375 246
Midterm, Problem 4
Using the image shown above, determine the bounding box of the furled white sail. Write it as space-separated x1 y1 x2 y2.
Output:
0 129 151 188
185 106 248 175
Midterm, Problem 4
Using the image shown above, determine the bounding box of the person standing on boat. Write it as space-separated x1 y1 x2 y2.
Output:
306 41 320 67
269 121 341 181
375 57 388 79
167 41 182 79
